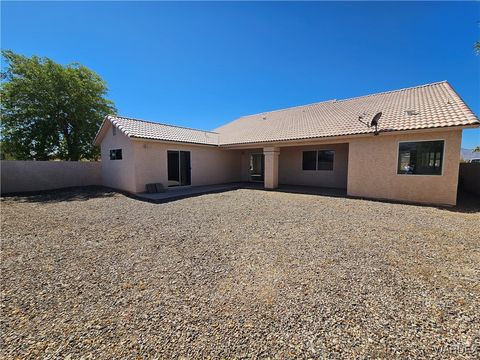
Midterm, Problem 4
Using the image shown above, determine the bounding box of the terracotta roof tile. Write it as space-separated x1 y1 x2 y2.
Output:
215 81 479 145
106 116 220 145
95 81 478 147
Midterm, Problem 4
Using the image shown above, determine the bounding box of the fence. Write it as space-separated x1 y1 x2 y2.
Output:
459 162 480 196
1 160 101 194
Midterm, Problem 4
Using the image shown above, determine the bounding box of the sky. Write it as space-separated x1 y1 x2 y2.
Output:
2 1 479 148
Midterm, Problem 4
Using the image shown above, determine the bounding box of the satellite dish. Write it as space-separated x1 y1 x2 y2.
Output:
371 112 382 135
371 112 382 127
358 112 382 135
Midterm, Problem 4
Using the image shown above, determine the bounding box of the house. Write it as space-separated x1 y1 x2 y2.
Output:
93 81 479 206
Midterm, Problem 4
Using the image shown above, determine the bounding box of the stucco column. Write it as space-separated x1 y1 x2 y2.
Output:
263 147 280 189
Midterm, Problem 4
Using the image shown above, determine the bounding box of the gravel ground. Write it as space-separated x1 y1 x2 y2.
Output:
1 187 479 359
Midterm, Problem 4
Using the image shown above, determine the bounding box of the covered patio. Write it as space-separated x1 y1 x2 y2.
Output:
238 142 350 191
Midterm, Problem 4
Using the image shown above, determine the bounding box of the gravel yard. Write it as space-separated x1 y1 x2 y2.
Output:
1 187 479 359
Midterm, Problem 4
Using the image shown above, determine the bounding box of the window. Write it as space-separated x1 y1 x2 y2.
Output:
302 150 335 171
318 150 334 170
397 140 444 175
302 151 317 170
112 126 117 136
109 149 122 160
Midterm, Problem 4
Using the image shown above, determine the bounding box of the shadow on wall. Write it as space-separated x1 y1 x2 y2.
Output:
459 163 480 196
1 186 117 204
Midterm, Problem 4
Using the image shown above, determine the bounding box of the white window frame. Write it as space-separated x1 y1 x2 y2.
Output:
396 139 445 177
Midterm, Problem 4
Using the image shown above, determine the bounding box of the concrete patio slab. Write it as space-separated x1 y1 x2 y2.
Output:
135 182 346 203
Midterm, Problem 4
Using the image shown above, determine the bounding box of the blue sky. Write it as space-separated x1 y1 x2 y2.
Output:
2 1 479 148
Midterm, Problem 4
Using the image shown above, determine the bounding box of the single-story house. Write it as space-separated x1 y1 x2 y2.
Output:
93 81 479 206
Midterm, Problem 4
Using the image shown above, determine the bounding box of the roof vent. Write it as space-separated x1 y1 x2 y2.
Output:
262 116 267 120
405 110 419 116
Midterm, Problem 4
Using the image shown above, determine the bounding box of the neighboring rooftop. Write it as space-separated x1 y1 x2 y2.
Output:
95 81 479 146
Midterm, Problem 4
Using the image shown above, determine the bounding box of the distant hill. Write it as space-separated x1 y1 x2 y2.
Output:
461 148 479 161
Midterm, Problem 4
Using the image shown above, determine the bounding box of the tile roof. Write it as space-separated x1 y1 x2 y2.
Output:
98 115 220 146
215 81 479 145
95 81 478 147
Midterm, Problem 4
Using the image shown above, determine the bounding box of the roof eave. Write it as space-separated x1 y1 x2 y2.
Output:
218 123 479 149
130 136 219 147
93 115 115 146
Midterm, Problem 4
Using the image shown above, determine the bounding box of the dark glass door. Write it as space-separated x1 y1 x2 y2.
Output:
168 151 191 186
179 151 191 186
250 153 264 182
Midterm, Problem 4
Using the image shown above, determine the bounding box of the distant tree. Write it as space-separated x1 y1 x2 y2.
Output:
474 146 480 152
0 141 14 160
0 50 116 160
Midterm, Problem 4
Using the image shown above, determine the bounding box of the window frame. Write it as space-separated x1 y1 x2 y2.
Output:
317 149 335 171
302 151 317 171
109 149 123 160
302 149 335 172
396 139 445 177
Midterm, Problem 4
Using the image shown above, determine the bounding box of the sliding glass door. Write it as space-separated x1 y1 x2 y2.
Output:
167 150 191 187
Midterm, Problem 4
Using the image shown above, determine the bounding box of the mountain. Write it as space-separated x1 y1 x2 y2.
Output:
461 148 479 161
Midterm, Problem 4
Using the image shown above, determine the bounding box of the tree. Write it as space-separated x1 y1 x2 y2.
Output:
1 50 116 160
474 146 480 152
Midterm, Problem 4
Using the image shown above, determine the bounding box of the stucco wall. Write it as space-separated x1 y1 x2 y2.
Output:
347 129 462 206
100 123 137 193
132 141 242 193
278 143 349 188
1 160 101 194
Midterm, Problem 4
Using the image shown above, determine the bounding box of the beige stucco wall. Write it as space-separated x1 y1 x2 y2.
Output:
100 123 137 193
99 122 464 204
347 129 462 206
1 160 101 194
100 123 242 193
278 143 349 188
131 141 242 193
264 147 280 189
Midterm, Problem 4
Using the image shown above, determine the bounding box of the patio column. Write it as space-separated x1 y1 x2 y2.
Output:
263 147 280 189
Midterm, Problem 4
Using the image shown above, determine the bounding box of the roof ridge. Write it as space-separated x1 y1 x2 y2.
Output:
333 80 448 103
235 81 449 119
237 99 338 119
108 115 219 134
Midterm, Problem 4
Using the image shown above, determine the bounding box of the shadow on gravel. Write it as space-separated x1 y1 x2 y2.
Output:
1 186 117 203
443 190 480 214
129 183 347 205
3 185 478 213
276 185 347 198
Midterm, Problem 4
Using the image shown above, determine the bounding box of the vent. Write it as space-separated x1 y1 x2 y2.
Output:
406 110 419 116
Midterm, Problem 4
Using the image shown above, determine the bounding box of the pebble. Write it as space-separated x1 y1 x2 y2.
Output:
1 187 479 358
